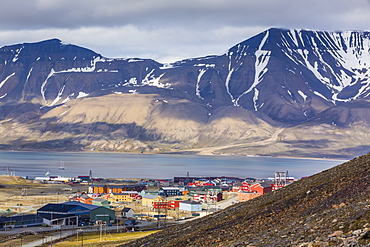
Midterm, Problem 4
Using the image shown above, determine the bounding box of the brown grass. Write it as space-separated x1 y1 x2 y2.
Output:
53 231 159 247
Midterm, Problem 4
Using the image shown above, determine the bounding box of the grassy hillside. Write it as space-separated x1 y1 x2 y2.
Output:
122 153 370 246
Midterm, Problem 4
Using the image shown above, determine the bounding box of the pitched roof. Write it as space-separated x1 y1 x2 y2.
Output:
122 207 133 212
92 197 109 203
0 214 42 223
111 192 128 196
253 182 272 188
161 187 180 190
62 201 99 210
37 203 77 213
180 200 202 205
107 184 140 188
193 191 220 195
143 195 160 200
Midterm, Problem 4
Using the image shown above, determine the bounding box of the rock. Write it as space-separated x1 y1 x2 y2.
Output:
329 231 343 237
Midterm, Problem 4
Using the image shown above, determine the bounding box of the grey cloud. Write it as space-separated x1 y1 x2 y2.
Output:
0 0 370 63
1 0 369 30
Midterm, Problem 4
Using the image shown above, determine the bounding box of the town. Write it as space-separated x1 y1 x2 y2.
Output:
0 171 295 246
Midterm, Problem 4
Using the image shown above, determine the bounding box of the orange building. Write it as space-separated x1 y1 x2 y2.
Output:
237 191 261 202
88 185 107 194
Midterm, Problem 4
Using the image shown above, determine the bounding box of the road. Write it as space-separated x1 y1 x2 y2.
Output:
7 225 127 247
22 229 73 247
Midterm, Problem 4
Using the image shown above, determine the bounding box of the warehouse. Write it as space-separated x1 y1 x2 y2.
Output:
37 201 115 226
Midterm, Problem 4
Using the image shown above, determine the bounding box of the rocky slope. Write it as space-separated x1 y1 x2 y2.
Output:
121 153 370 247
1 28 370 158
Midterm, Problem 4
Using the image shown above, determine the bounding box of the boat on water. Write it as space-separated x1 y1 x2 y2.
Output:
59 161 66 170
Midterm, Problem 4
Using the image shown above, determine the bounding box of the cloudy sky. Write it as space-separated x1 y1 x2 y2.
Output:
1 0 370 63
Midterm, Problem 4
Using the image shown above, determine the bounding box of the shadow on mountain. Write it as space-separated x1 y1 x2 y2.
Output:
281 139 332 149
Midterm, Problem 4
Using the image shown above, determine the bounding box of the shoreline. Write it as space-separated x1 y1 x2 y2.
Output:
0 148 351 162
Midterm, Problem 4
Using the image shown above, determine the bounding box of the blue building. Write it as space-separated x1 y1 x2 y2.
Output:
37 201 115 226
0 214 43 229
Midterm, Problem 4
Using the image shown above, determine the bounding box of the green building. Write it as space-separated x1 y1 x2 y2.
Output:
92 198 110 208
90 207 116 223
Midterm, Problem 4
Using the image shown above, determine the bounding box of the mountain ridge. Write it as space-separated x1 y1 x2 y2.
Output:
1 28 370 158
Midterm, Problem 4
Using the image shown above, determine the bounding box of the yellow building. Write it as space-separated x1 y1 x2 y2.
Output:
141 195 162 207
109 193 133 202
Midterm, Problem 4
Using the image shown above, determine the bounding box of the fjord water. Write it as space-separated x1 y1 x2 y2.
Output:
0 151 344 179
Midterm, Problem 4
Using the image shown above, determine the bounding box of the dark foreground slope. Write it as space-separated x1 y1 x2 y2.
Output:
123 154 370 247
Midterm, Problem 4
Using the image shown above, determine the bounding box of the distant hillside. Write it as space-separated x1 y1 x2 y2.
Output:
122 153 370 246
1 28 370 158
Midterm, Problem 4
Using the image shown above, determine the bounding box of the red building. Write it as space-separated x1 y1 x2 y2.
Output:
250 182 272 195
192 192 223 203
153 201 171 209
241 181 252 192
188 181 216 187
169 200 181 209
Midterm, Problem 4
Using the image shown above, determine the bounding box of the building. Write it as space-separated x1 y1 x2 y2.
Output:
89 206 116 223
88 185 107 194
188 180 217 187
107 184 146 193
88 184 146 194
109 193 132 202
37 201 115 226
121 208 135 218
250 182 272 195
142 195 163 207
179 200 202 212
153 201 171 209
70 194 93 204
0 214 43 229
192 191 223 203
241 181 252 192
108 191 141 202
169 200 182 209
139 190 159 197
158 187 182 196
78 176 90 182
92 197 110 208
187 186 222 196
156 179 170 186
237 191 261 202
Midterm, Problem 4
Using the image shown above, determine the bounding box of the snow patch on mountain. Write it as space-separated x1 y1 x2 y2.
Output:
235 30 271 106
196 69 207 100
0 72 15 89
253 88 259 111
141 70 167 88
298 90 308 101
41 69 55 103
279 29 370 103
77 92 89 98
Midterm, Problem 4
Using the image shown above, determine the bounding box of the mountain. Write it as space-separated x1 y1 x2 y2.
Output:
0 28 370 158
120 153 370 247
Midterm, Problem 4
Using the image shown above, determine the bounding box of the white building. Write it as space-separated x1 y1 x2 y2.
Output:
179 200 202 212
121 207 135 218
